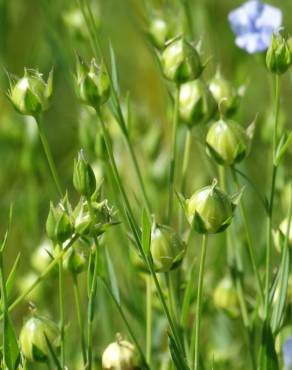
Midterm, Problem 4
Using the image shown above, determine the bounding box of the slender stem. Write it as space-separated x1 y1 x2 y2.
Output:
1 235 78 319
58 256 65 368
101 279 150 370
181 128 192 195
191 234 208 370
264 74 280 320
124 134 152 216
165 272 178 323
231 168 265 304
168 85 180 223
181 0 194 38
73 275 87 366
146 275 152 366
35 115 63 197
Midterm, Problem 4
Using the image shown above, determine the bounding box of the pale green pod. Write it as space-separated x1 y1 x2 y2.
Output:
161 37 203 84
20 316 59 363
213 276 239 317
102 336 141 370
179 80 217 126
266 33 292 75
206 119 250 166
186 182 234 234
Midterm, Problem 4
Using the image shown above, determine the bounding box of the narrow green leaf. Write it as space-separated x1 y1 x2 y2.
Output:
168 334 189 370
109 42 120 95
258 322 279 370
105 248 120 304
6 253 21 300
141 208 151 256
3 315 20 370
275 131 292 166
44 334 62 370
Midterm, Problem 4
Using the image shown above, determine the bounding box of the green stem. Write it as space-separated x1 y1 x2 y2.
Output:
168 85 180 223
1 235 78 319
264 74 280 320
231 167 265 304
124 134 152 216
73 275 87 366
181 128 192 195
35 115 63 197
146 275 152 366
58 256 65 368
101 279 150 370
191 234 208 370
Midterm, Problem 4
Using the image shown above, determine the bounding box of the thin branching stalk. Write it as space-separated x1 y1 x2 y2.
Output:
146 275 152 365
264 74 280 320
35 114 63 197
58 255 65 368
73 275 87 366
168 85 181 223
191 234 208 370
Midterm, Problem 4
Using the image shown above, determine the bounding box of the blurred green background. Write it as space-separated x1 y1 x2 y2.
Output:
1 0 292 368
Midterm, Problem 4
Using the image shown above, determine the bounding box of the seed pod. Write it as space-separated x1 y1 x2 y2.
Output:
148 17 172 50
213 276 239 317
273 217 292 253
209 72 240 117
73 150 96 197
102 335 141 370
46 198 74 243
266 33 292 75
206 119 251 166
150 225 186 273
63 248 86 275
161 37 203 84
179 80 217 126
185 180 236 234
31 239 54 273
75 56 110 109
7 68 53 117
19 316 59 363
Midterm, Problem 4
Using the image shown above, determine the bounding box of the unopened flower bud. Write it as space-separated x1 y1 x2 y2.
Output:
64 248 86 275
31 239 54 273
20 315 59 363
274 217 292 252
213 276 239 317
73 150 96 197
150 225 186 273
185 180 236 234
161 37 203 84
179 80 217 126
266 33 292 75
46 198 74 243
206 119 251 166
102 334 141 370
75 56 110 109
8 68 53 117
209 72 240 117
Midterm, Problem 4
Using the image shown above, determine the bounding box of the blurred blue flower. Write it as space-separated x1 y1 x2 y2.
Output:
228 0 282 54
283 337 292 370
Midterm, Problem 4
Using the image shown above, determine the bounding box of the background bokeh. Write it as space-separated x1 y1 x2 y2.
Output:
1 0 292 369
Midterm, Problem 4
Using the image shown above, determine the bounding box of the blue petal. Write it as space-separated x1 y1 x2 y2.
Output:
242 0 264 21
255 4 282 31
283 337 292 367
235 32 268 53
228 7 254 36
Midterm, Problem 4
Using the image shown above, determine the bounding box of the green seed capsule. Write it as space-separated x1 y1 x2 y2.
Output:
150 225 186 273
186 180 234 234
31 239 54 273
161 37 203 84
102 335 141 370
20 316 59 363
8 68 53 117
73 150 96 197
266 33 292 75
179 80 217 126
213 276 239 317
46 198 74 243
206 119 250 166
208 72 240 117
76 56 110 109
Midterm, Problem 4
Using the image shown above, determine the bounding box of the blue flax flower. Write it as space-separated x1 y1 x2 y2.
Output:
228 0 282 54
283 337 292 370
